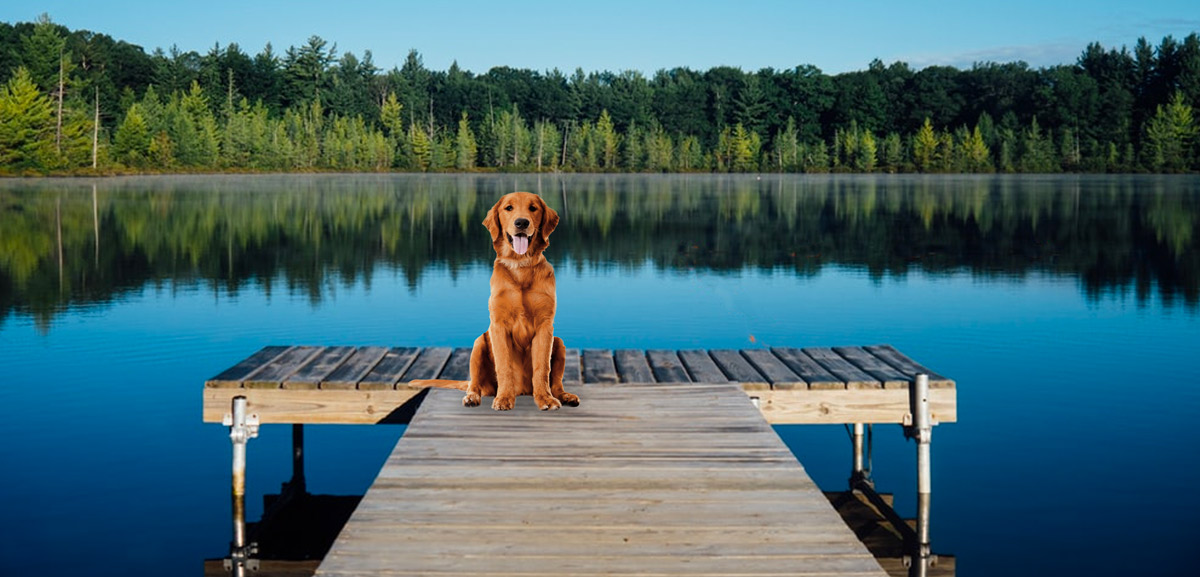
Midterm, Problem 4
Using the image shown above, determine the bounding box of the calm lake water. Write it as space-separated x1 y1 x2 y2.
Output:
1 173 1197 576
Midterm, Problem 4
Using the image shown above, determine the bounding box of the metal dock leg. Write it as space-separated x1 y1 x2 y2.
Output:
906 373 934 577
849 422 873 490
224 396 259 575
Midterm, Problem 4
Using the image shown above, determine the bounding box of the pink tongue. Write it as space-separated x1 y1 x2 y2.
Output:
513 235 530 255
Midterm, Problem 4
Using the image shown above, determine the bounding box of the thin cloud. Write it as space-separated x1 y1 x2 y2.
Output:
897 41 1090 70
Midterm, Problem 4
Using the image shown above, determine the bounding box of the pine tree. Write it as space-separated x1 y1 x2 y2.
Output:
595 109 619 169
0 67 56 170
856 129 877 172
113 102 152 166
774 117 800 171
455 111 477 170
912 118 939 172
1145 91 1197 172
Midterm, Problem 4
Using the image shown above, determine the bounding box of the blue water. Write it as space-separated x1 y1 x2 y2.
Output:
1 174 1197 576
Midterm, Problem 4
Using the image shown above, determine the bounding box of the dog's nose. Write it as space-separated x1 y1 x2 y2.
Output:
514 218 530 230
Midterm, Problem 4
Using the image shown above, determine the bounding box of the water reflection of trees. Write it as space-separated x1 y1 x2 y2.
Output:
1 174 1196 329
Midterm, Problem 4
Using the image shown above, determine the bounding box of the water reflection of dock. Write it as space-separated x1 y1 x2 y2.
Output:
203 345 956 576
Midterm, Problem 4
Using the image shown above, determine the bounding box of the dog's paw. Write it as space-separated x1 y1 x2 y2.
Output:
491 396 516 411
462 392 481 407
535 395 562 411
558 392 580 407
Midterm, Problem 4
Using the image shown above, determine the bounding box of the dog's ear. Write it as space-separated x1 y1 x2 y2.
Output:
483 198 504 246
537 196 559 246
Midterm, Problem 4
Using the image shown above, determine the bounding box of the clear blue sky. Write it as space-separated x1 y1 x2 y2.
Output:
4 1 1198 75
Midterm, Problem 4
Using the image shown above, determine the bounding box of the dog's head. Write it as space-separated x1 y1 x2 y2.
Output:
484 192 559 259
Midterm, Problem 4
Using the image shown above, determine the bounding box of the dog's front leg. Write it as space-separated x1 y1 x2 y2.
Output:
530 326 561 411
488 325 518 410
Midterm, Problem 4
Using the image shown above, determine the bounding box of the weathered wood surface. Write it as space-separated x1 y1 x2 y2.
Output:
314 385 889 577
203 344 956 425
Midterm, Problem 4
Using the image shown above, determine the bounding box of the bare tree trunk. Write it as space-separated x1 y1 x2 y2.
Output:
561 121 570 169
92 87 99 169
536 121 544 172
56 49 65 154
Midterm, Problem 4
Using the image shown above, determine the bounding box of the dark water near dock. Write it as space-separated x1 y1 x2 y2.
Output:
1 173 1197 576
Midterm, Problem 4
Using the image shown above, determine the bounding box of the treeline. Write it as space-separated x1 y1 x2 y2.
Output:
1 14 1199 174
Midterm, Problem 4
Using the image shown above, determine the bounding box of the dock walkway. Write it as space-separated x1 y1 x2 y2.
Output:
316 383 889 576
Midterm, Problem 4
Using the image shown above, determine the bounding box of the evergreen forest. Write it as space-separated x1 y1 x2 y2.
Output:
1 14 1198 175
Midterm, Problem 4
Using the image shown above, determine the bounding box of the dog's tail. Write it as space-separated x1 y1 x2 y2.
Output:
408 379 469 391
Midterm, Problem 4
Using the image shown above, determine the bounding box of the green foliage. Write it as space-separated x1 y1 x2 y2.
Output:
0 67 55 168
1144 92 1198 172
1 16 1198 174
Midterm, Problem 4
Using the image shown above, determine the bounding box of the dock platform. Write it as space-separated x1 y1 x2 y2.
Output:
205 345 955 576
203 345 956 426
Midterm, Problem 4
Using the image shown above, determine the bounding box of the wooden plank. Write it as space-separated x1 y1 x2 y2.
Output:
803 347 880 389
203 387 424 424
205 345 290 388
757 388 958 425
864 344 955 388
357 347 418 390
833 346 911 389
284 346 356 390
709 349 768 385
563 348 582 384
647 349 692 383
742 349 804 389
582 348 618 384
677 349 730 383
399 347 452 383
321 346 388 390
772 347 845 390
438 347 472 380
614 349 655 383
316 385 888 577
243 346 323 389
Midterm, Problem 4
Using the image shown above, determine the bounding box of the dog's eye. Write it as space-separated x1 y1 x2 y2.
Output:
504 205 513 211
529 205 538 212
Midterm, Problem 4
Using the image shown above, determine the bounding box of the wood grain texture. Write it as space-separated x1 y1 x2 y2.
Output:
709 349 768 386
677 349 730 383
202 388 424 424
741 349 804 389
646 349 692 383
614 349 655 383
757 388 958 425
321 347 388 390
833 346 911 389
863 344 955 388
358 347 419 390
802 348 880 389
315 385 888 577
400 347 452 382
205 345 290 388
582 349 619 384
438 347 472 381
772 347 844 390
243 346 323 390
563 348 582 384
285 346 356 390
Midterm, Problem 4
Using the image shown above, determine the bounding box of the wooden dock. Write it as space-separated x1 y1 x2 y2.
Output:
205 345 955 576
203 345 956 426
317 384 888 576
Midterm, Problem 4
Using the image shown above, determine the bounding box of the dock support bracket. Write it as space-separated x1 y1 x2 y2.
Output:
223 396 260 575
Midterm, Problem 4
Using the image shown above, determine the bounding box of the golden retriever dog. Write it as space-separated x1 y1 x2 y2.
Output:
414 192 579 411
